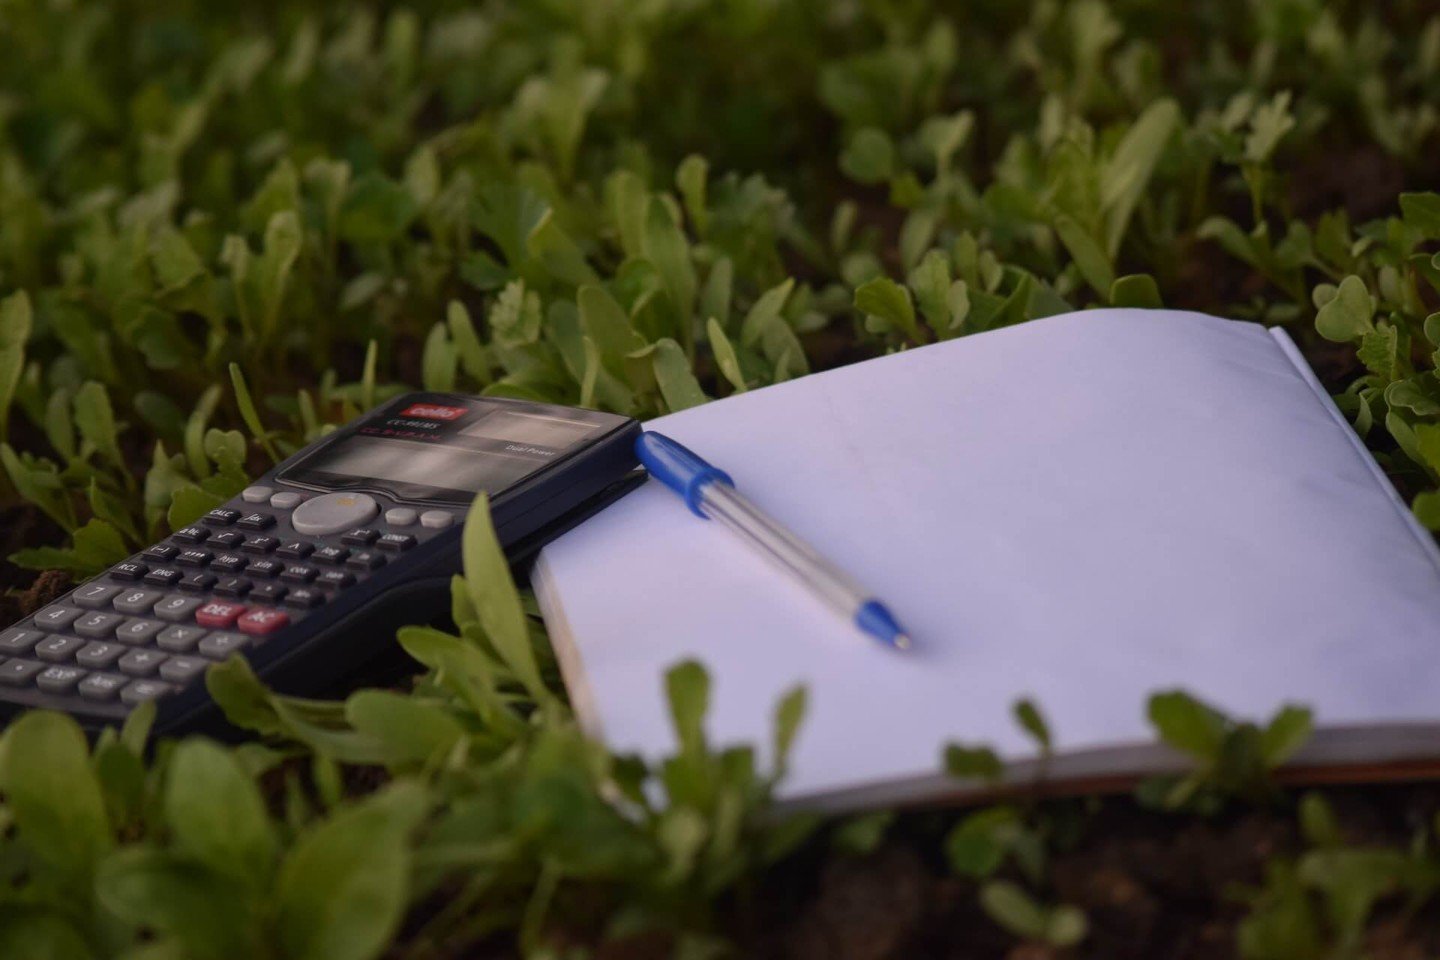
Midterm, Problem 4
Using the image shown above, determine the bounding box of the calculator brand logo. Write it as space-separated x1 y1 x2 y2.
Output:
400 403 467 421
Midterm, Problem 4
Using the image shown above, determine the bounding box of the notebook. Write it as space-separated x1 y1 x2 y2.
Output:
532 309 1440 810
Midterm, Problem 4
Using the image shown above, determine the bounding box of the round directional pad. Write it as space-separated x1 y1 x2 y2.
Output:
290 492 379 536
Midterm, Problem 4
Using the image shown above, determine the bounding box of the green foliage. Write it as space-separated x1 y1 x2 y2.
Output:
1140 690 1314 812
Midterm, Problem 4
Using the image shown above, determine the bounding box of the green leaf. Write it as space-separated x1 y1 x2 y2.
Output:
420 323 457 392
1110 273 1164 308
854 276 923 342
907 250 954 335
1260 705 1313 767
1100 99 1179 257
0 711 112 883
344 690 465 767
0 290 32 442
447 301 490 386
1401 192 1440 239
165 738 277 887
772 685 807 775
1012 699 1052 751
839 127 895 184
462 493 548 703
676 154 709 236
944 742 1003 783
666 660 710 757
1315 275 1374 342
979 880 1049 939
74 381 123 469
338 173 419 244
651 338 707 412
228 363 279 462
1054 215 1114 296
96 848 259 960
707 317 746 393
275 784 428 960
643 196 697 341
1357 324 1403 381
1147 690 1228 760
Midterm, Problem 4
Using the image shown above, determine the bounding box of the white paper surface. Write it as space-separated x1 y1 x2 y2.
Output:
536 310 1440 801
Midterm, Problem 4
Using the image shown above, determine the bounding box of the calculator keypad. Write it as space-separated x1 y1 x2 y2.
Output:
0 486 458 716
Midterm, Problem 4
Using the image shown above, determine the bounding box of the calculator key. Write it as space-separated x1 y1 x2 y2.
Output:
159 656 208 685
249 582 288 604
178 572 218 593
210 553 247 574
269 491 305 509
237 608 289 636
142 543 180 562
36 665 86 694
34 605 83 631
276 540 315 559
420 510 454 529
344 550 387 571
115 619 165 644
120 679 173 705
74 611 126 638
0 659 43 686
143 567 184 588
214 578 253 598
113 589 164 615
283 588 326 609
316 570 355 589
198 632 249 658
110 560 149 581
118 648 167 677
245 559 283 579
73 583 123 609
237 512 275 531
0 628 41 653
241 485 274 503
156 624 208 652
376 533 417 552
242 536 280 555
176 549 213 567
196 601 247 629
171 526 209 543
153 595 203 622
202 508 242 527
79 673 127 701
280 565 318 584
342 528 380 546
384 507 418 527
77 642 125 668
35 635 84 662
209 530 246 549
311 545 349 565
291 492 378 536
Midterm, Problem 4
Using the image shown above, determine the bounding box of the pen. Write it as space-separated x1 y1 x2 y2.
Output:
635 431 912 650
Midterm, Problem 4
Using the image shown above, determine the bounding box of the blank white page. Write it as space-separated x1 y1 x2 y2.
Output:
536 310 1440 802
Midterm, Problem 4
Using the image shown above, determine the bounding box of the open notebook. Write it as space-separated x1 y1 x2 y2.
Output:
533 310 1440 810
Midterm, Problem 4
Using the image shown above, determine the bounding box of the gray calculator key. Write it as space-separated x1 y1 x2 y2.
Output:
419 510 454 529
120 679 173 705
159 656 208 685
114 618 165 644
78 673 127 701
118 648 167 677
242 485 274 503
290 492 378 535
156 624 208 652
33 605 83 631
36 665 86 694
35 635 84 663
77 642 125 669
74 611 126 638
113 588 165 615
385 507 417 526
0 659 43 686
153 595 203 622
198 632 249 659
0 628 42 653
269 491 304 509
73 583 123 609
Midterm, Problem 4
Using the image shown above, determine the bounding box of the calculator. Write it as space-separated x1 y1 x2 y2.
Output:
0 393 641 734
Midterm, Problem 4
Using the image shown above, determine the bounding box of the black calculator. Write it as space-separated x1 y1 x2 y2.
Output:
0 393 641 734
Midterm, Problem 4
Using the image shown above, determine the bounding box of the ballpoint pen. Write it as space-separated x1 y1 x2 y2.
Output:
635 431 912 650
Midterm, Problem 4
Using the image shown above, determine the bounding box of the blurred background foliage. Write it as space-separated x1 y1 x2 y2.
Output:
2 0 1440 957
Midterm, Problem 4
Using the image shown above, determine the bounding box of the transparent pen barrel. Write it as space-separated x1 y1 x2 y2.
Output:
698 483 868 615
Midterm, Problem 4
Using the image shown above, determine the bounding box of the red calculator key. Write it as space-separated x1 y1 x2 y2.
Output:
195 601 247 629
237 608 289 636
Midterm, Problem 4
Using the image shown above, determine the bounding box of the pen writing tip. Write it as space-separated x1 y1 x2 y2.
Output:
892 633 912 651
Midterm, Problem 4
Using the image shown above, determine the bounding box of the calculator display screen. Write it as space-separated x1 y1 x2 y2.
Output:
279 396 618 503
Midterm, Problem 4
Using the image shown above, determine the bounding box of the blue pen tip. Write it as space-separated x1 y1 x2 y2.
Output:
855 600 911 650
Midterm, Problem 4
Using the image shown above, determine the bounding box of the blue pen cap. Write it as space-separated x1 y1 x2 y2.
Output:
635 432 733 517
